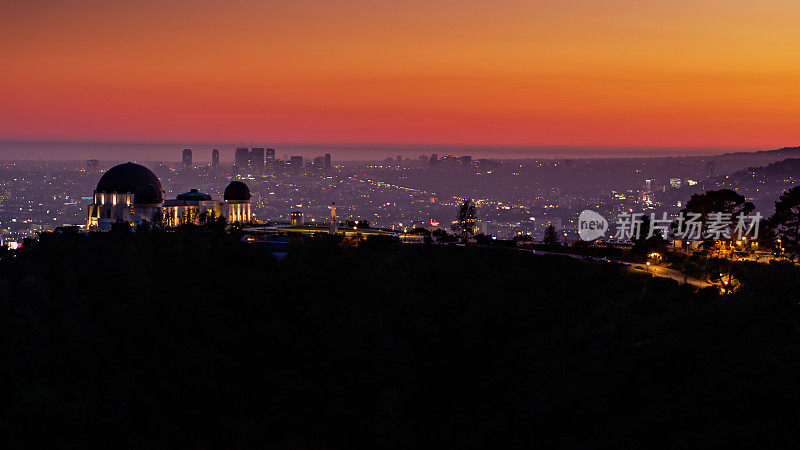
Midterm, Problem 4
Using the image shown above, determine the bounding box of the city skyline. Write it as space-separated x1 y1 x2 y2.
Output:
0 140 781 162
3 1 800 152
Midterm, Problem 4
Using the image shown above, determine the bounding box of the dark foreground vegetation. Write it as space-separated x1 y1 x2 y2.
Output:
2 229 800 449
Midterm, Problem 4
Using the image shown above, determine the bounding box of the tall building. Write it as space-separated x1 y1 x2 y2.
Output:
211 149 220 169
249 147 265 175
265 148 276 173
290 156 303 174
429 154 439 168
182 147 192 167
234 147 250 174
324 153 331 171
477 220 496 237
707 161 715 178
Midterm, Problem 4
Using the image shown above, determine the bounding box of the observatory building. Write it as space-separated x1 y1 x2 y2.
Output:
86 162 251 230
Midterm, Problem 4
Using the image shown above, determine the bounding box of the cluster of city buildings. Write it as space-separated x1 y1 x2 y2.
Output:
381 153 475 169
1 147 797 251
179 146 331 178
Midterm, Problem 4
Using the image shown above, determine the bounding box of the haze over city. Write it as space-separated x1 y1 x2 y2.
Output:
0 141 756 161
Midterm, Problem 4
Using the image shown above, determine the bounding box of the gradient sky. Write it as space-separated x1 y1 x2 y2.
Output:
2 0 800 152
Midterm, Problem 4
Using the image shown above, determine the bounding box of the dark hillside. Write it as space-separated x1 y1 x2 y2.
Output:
1 231 799 449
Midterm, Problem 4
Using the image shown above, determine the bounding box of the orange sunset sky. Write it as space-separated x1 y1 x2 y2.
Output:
2 0 800 153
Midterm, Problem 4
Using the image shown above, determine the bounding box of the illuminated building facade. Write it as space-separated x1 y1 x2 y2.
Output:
329 202 337 234
182 147 192 167
290 211 305 226
87 162 252 230
162 189 223 226
163 183 252 225
86 162 164 230
223 181 252 223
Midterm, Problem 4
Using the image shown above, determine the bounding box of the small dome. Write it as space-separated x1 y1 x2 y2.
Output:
224 181 251 201
133 184 162 205
96 162 163 202
176 189 212 201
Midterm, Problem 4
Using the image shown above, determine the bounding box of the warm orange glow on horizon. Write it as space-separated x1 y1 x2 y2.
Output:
2 0 800 150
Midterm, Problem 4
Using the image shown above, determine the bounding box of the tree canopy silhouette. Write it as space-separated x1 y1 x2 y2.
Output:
452 199 476 240
768 185 800 258
543 224 559 246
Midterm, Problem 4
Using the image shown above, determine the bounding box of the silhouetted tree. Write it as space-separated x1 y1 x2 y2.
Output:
768 185 800 258
136 220 153 234
452 199 476 241
631 214 668 260
187 208 199 225
211 214 227 234
110 219 132 235
152 209 164 230
679 189 755 240
543 224 559 246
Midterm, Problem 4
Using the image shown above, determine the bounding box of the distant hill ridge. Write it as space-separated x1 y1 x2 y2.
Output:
736 157 800 175
717 146 800 157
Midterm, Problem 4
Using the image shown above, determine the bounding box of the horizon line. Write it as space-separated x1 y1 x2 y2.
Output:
0 139 761 152
2 139 796 162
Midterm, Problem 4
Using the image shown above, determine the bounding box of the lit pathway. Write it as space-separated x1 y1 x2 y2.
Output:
628 262 711 288
525 249 712 288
